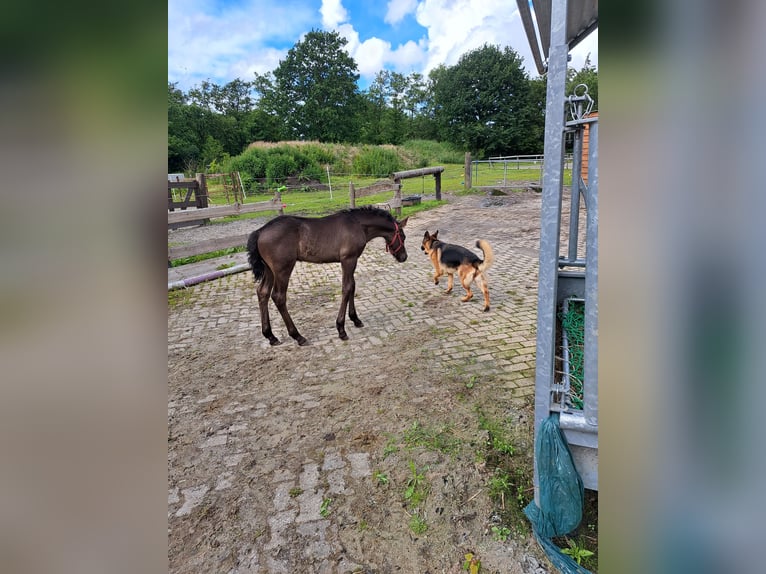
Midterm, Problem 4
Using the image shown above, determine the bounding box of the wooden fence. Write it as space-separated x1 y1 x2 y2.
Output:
348 166 444 216
168 173 209 212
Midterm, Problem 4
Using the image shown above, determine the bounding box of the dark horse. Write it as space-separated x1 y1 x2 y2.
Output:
247 206 409 346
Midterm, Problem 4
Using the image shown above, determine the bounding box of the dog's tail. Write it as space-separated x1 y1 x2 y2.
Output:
475 239 494 272
247 229 266 283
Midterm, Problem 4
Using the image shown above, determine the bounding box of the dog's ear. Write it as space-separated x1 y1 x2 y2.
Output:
423 230 430 239
399 217 409 228
433 230 438 238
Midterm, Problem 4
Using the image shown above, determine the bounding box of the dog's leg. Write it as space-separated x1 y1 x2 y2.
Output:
444 272 454 294
459 268 474 302
475 272 490 312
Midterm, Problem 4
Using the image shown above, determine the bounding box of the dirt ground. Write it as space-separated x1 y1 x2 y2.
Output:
168 191 582 573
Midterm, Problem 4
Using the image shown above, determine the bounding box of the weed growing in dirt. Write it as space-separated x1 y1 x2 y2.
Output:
373 470 389 485
402 420 461 456
403 461 429 508
289 487 303 498
474 407 533 536
491 525 511 542
560 537 594 565
382 437 399 459
319 497 332 518
408 512 428 535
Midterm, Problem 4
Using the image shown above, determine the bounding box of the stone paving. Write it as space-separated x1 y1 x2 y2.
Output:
167 192 562 396
167 191 584 573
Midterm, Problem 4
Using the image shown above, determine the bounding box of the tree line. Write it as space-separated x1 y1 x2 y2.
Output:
168 29 597 174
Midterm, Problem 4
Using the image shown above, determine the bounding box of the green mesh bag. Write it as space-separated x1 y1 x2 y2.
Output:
524 413 591 573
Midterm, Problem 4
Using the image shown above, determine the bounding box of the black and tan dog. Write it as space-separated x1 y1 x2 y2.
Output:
421 230 494 312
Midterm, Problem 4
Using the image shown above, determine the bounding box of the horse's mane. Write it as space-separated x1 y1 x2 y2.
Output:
338 205 397 223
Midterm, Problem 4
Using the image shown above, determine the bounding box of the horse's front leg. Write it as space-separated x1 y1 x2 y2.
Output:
337 259 362 340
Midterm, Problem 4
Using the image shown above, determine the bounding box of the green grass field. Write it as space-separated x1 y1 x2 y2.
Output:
195 162 571 221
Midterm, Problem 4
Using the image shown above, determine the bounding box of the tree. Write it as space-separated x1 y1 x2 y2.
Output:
430 44 536 157
255 29 362 142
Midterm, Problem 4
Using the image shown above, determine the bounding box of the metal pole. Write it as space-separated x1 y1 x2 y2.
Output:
568 127 583 262
583 121 598 428
533 0 568 506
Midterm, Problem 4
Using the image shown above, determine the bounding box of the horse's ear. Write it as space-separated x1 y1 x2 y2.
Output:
399 216 409 228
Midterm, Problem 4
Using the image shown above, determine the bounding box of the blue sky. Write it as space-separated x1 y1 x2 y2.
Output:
168 0 598 92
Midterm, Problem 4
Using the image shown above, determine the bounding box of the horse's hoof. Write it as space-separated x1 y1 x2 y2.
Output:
269 338 282 346
296 337 308 346
339 332 349 341
353 320 364 328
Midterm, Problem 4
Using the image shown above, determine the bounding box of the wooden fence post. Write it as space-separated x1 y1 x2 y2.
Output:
393 181 402 217
434 173 442 200
349 182 356 208
195 173 209 208
464 152 472 190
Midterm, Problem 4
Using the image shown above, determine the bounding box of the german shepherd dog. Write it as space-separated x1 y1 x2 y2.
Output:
421 230 494 312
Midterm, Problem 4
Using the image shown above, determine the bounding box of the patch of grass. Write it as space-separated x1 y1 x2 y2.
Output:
474 407 534 537
319 497 332 518
382 437 399 459
289 487 303 498
477 410 516 456
215 262 236 270
408 512 428 535
402 420 461 456
169 246 246 267
168 288 195 308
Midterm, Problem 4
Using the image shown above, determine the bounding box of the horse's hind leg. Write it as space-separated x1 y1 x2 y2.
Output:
337 258 362 340
271 269 307 346
257 267 280 345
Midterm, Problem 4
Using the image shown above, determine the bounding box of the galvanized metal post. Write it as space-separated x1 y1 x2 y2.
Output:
533 0 568 506
568 129 583 263
583 121 598 427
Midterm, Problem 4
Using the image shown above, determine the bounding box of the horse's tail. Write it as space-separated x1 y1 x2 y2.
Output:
247 229 266 283
475 239 494 272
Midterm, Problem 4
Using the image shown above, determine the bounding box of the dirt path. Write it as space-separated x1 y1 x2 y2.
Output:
168 191 582 573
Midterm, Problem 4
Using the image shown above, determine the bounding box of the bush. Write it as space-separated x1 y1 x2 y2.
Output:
265 152 298 184
352 146 402 177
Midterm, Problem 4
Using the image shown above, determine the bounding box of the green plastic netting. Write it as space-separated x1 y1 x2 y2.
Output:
524 413 592 574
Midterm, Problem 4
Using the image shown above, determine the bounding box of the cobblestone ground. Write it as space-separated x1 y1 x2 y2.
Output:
168 191 584 573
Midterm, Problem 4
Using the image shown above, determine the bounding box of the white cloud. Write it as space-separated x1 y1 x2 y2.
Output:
320 0 349 29
335 22 426 81
570 29 598 71
385 0 418 25
168 0 598 92
167 0 316 90
415 0 521 74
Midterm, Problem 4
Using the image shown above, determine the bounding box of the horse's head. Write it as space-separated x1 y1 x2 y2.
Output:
386 216 409 262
